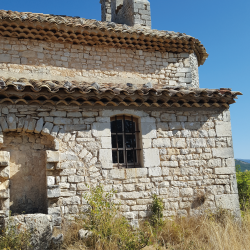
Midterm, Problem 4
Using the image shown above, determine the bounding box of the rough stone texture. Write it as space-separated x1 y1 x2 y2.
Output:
0 36 199 89
5 134 52 215
4 214 53 250
46 151 60 163
0 106 240 226
101 0 151 28
215 194 240 216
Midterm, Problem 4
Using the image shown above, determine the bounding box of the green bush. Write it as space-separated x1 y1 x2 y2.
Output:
236 165 250 210
150 194 164 227
80 185 148 250
0 217 31 250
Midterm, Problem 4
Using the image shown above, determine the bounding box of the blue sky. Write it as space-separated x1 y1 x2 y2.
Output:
1 0 249 159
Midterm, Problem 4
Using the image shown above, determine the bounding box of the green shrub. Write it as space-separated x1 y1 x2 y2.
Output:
79 185 148 250
0 217 31 250
150 194 164 227
236 165 250 210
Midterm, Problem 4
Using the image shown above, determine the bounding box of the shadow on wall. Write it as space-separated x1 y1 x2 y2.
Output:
0 132 54 215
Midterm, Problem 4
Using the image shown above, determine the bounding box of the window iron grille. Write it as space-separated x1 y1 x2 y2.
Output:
111 115 141 168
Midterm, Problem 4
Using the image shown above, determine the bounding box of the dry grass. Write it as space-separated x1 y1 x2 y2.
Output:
59 210 250 250
56 186 250 250
142 210 250 250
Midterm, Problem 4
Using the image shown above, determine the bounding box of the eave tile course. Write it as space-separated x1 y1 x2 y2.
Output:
0 77 242 109
0 10 208 66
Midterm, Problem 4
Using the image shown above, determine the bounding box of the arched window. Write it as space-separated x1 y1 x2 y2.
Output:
111 115 141 168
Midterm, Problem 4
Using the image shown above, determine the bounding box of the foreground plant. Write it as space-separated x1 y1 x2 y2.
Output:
79 185 148 249
236 165 250 211
0 217 31 250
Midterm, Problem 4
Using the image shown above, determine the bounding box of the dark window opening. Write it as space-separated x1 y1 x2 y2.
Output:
111 115 140 168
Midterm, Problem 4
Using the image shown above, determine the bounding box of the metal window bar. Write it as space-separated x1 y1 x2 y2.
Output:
111 115 141 168
115 115 118 164
131 115 135 168
123 115 127 168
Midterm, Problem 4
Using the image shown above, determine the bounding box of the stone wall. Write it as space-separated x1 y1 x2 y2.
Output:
101 0 151 28
0 37 199 88
4 133 53 215
0 104 240 226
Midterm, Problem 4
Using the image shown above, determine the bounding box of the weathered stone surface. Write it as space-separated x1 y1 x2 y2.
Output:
142 138 152 148
215 194 240 216
60 152 78 161
169 122 183 130
152 138 171 148
46 151 60 163
99 149 112 169
6 114 17 131
64 125 87 132
5 214 53 250
180 188 193 197
82 111 98 117
41 122 53 135
0 187 9 198
143 148 160 168
0 151 10 166
54 117 71 125
215 122 232 137
47 176 55 185
77 130 92 138
189 138 206 148
0 100 239 225
212 148 234 158
214 167 236 175
141 121 157 139
92 122 111 137
101 137 112 148
0 117 9 132
50 111 66 117
27 119 37 133
100 109 148 118
148 167 162 177
0 166 10 179
17 117 25 132
34 118 44 133
109 169 125 179
156 122 169 131
47 185 60 198
171 138 186 148
160 113 176 122
125 168 148 178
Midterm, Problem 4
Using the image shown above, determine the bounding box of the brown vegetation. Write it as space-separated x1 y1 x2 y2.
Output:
60 210 250 250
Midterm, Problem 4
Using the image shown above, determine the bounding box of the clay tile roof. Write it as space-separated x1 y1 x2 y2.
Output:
0 77 242 108
0 10 208 65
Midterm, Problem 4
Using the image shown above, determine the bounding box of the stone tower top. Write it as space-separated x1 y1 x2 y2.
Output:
100 0 151 28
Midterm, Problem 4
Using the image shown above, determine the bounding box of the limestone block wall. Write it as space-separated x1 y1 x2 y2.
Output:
0 105 239 226
0 37 199 88
111 0 151 28
101 0 152 28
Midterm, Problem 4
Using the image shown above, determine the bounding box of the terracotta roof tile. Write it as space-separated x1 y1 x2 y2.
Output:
0 77 242 108
0 10 208 65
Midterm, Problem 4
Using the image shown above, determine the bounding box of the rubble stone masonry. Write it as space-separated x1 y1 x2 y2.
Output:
0 37 199 88
0 105 240 226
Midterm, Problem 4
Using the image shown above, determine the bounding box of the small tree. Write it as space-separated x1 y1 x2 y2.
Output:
236 165 250 210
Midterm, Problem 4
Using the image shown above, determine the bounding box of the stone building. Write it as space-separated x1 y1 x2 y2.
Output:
0 0 242 239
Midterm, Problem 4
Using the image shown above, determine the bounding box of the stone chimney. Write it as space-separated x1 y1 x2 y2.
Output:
100 0 151 28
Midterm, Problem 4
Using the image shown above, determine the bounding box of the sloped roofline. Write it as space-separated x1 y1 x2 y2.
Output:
0 77 242 109
0 10 208 66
